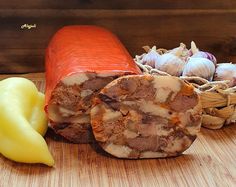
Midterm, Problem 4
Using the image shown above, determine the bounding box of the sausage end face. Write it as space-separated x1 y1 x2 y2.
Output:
91 75 202 158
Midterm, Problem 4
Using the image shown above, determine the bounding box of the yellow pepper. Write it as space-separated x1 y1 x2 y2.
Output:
0 77 54 166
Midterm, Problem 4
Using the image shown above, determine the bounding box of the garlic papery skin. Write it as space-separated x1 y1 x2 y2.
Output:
192 51 217 65
170 43 191 61
213 63 236 87
155 53 187 76
182 57 215 81
140 46 160 68
190 41 217 66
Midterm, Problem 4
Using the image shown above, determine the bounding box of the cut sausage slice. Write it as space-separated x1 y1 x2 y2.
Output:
91 75 202 158
45 26 141 143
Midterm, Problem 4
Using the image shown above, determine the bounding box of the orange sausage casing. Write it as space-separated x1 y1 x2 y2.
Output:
45 25 141 112
44 25 141 143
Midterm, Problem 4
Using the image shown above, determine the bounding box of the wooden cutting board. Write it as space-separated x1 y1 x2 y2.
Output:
0 73 236 187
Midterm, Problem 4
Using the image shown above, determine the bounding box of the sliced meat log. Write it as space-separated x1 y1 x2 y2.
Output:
45 26 141 143
91 75 202 158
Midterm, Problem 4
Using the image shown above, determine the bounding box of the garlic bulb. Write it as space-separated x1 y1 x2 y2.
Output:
155 53 187 76
155 44 187 76
140 46 160 68
182 57 215 81
190 41 217 66
213 63 236 87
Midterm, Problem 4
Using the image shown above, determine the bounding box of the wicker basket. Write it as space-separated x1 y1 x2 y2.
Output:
134 47 236 129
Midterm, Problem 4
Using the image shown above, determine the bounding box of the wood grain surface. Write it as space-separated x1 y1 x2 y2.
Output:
0 74 235 187
1 1 236 73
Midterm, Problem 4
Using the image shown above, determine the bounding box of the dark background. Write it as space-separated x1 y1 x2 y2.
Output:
1 0 236 73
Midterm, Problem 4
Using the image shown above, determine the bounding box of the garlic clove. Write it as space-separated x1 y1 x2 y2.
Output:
213 63 236 87
190 41 217 66
140 46 160 68
182 57 215 81
155 53 187 77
